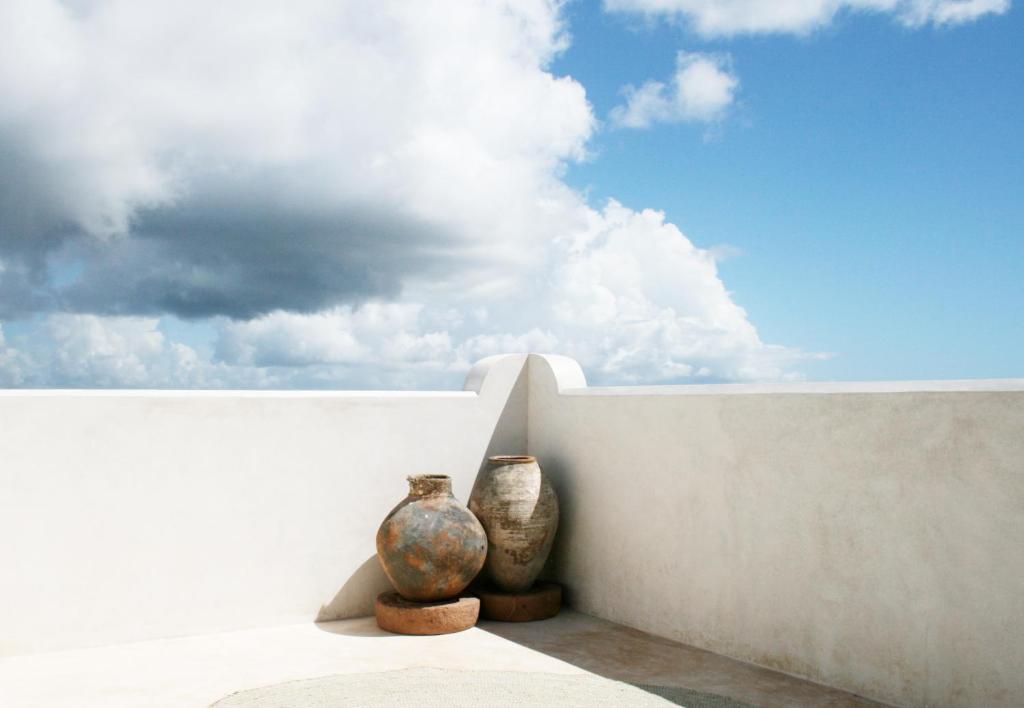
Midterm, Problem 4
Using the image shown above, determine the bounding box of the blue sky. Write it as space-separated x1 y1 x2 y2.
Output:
557 2 1023 380
0 0 1019 388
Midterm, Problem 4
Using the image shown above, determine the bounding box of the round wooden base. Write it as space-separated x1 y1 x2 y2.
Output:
374 592 480 635
475 581 562 622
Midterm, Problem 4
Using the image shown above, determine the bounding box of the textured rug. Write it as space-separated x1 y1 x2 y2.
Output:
210 667 752 707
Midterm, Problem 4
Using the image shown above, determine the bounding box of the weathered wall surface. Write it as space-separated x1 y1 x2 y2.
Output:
0 354 527 656
527 354 1024 708
4 349 1022 707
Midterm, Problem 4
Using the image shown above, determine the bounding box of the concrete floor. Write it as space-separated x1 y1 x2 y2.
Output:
483 612 886 708
0 610 885 707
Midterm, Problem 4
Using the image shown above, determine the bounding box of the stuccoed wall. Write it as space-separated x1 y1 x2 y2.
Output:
0 354 527 656
527 354 1024 708
3 350 1022 707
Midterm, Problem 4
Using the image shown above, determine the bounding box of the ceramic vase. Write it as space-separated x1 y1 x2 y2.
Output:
468 455 559 593
376 474 487 602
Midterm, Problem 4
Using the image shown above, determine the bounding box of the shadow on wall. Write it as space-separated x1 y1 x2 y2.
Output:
316 555 391 623
315 361 528 625
476 361 529 479
533 452 573 597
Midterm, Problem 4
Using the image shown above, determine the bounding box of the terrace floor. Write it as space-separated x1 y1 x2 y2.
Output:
0 610 885 707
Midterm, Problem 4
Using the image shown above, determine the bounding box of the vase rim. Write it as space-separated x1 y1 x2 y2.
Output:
406 474 453 497
488 455 536 465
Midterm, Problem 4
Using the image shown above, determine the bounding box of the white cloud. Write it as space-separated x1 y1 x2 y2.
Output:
0 0 829 388
543 201 822 382
911 0 1011 24
610 51 738 129
0 0 594 315
0 199 824 388
0 315 209 388
215 303 459 369
603 0 1009 36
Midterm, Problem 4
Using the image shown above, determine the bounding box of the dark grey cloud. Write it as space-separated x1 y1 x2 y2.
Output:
0 137 78 264
0 0 590 325
0 163 471 320
50 195 464 320
0 259 54 319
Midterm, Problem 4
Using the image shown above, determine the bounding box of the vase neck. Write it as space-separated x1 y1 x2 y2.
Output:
407 474 452 497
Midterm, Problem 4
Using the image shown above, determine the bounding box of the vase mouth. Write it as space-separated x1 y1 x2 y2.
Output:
488 455 536 465
407 474 452 497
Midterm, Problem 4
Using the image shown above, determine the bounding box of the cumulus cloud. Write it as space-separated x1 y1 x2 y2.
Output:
0 315 207 388
0 0 592 317
0 200 822 388
0 0 825 388
610 52 738 129
603 0 1010 36
216 303 459 369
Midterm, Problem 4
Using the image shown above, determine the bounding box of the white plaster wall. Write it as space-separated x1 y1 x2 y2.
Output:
0 354 527 657
4 348 1021 706
527 354 1024 708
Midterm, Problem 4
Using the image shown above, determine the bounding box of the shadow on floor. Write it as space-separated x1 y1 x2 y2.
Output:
314 615 394 638
478 610 883 708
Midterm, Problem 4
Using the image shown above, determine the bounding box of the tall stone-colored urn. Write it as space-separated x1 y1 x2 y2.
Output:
469 456 559 593
376 475 487 602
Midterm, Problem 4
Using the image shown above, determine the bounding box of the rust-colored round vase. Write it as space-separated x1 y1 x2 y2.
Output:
469 455 559 593
376 474 487 602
